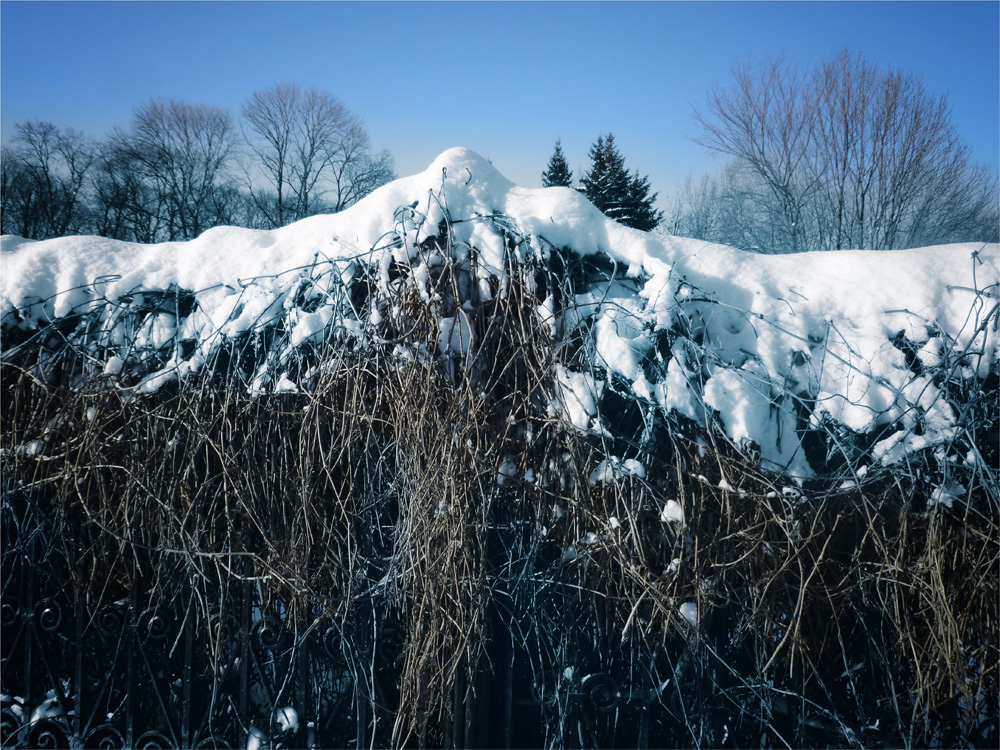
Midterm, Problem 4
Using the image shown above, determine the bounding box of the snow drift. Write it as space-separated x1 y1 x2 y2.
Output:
2 147 997 481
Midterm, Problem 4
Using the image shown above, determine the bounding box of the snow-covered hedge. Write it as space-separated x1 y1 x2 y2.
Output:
3 148 997 488
2 149 998 746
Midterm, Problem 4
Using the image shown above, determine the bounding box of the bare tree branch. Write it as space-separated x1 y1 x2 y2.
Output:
241 84 395 227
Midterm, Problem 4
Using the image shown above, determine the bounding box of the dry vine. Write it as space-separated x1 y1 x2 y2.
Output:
1 202 997 748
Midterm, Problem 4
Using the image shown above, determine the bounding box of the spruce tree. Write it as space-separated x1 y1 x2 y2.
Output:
623 169 664 232
581 134 626 217
541 139 573 187
581 133 663 231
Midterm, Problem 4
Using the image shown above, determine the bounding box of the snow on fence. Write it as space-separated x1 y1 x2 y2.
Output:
1 149 998 747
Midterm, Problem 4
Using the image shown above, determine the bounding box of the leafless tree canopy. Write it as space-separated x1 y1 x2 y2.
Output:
241 83 395 227
686 50 999 252
106 99 237 241
1 87 395 241
1 122 97 239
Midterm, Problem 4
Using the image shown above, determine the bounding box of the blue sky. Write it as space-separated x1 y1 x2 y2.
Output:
2 1 998 208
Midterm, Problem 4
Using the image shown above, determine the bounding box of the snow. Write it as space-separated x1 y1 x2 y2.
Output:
438 310 475 363
660 500 685 525
28 689 62 723
588 457 646 486
275 373 298 393
552 365 603 432
496 460 518 486
679 602 699 627
930 481 966 508
246 726 266 750
103 355 123 376
276 706 299 734
3 147 997 483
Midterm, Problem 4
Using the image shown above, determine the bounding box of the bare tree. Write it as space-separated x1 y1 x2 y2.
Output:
1 147 38 238
241 83 394 227
328 140 395 212
110 99 236 241
668 162 786 252
91 142 163 243
809 51 877 250
1 122 97 238
694 59 820 252
692 50 998 252
3 87 399 243
905 161 999 246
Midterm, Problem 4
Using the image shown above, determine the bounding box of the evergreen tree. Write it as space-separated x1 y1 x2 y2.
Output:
580 133 663 231
541 139 573 187
580 134 626 216
624 169 664 232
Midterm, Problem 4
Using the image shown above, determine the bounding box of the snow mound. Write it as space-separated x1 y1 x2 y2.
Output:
2 147 998 481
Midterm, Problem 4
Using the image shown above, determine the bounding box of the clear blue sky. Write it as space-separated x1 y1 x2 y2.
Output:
2 0 998 209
